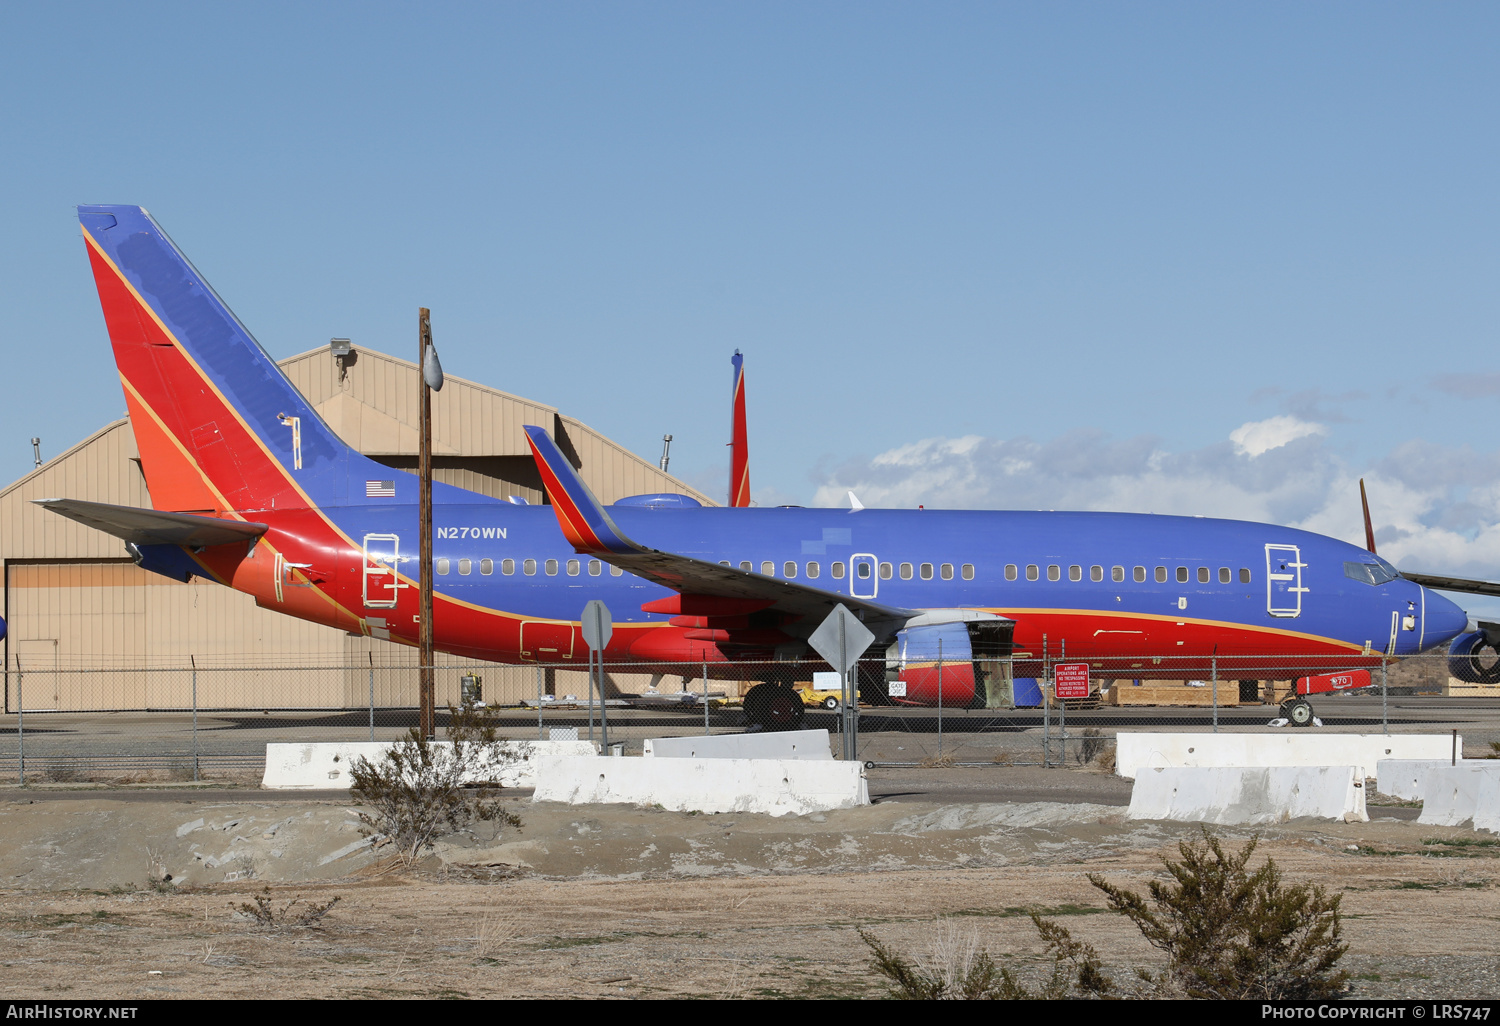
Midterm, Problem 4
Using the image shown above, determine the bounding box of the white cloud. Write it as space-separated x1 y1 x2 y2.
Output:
809 422 1500 581
1229 415 1328 458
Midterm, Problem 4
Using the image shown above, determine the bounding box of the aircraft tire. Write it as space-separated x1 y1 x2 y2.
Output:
744 683 805 731
822 696 840 710
1284 699 1315 727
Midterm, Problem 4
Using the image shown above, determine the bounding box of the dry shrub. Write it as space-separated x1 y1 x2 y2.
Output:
233 888 340 930
350 703 521 868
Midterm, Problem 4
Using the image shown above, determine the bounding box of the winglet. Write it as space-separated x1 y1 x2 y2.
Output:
523 425 641 555
1359 478 1377 554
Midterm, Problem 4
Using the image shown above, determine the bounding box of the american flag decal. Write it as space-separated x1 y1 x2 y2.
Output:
366 480 396 498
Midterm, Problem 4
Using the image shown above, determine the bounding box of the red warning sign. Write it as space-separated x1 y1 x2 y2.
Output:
1054 663 1091 700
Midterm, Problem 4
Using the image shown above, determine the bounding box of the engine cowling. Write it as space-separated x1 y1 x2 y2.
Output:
1447 630 1500 684
886 615 1014 707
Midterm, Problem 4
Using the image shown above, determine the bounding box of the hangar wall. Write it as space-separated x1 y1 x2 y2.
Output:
2 345 713 710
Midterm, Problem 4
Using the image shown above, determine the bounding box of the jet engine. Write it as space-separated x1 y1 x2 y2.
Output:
1447 627 1500 684
886 614 1014 707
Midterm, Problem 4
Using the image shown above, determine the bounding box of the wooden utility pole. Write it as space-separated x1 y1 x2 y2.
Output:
418 308 436 739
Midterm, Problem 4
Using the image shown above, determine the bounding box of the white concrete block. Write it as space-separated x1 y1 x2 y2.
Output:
1115 732 1459 780
262 740 598 789
1417 763 1500 828
643 729 833 761
1377 760 1465 801
531 755 868 816
1128 766 1367 825
1475 773 1500 835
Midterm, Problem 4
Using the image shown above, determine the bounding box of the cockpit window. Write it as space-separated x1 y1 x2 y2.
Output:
1344 559 1399 586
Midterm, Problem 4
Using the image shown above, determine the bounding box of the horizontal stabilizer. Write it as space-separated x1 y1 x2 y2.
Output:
34 499 268 548
523 425 915 627
1401 571 1500 599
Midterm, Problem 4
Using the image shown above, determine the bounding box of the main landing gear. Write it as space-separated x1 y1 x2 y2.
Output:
742 682 805 731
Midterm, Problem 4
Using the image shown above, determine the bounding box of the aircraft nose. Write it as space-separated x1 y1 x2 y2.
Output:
1422 587 1469 647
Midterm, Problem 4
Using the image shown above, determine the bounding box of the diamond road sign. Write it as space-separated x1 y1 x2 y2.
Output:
581 600 613 651
807 604 875 675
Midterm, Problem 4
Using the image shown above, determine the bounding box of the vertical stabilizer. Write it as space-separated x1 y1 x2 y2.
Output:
729 350 750 507
78 205 353 514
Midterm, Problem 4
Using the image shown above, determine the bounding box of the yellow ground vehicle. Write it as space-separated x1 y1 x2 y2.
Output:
795 684 843 710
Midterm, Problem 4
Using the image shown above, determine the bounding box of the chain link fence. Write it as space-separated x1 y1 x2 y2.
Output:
1 650 1497 782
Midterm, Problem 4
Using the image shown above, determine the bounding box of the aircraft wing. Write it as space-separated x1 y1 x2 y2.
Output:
523 426 916 627
34 499 268 548
1400 572 1500 599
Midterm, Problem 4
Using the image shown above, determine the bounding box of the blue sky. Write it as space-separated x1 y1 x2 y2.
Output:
5 2 1500 590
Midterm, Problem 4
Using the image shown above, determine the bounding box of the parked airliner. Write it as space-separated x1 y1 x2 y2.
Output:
36 205 1500 728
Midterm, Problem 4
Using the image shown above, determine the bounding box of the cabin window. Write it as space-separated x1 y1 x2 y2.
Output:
1068 565 1082 581
962 564 975 580
880 562 893 579
1219 567 1230 583
436 558 450 575
939 563 953 580
739 561 752 571
784 561 798 578
1005 564 1018 581
1155 566 1167 582
901 562 914 580
806 561 821 579
1091 565 1104 582
920 563 934 580
567 559 581 576
1047 565 1060 581
523 559 537 576
480 558 493 575
1176 567 1189 583
1239 568 1251 583
501 558 515 576
832 562 846 579
1112 566 1125 582
589 560 602 576
545 559 559 576
458 558 472 576
1026 564 1039 581
611 565 623 577
1134 566 1146 582
719 560 730 567
761 561 775 576
1197 566 1209 583
857 562 872 579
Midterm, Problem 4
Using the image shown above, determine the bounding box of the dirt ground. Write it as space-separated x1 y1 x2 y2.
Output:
0 767 1497 1000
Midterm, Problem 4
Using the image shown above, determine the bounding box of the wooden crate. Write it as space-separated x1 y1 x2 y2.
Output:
1444 678 1500 698
1109 680 1240 707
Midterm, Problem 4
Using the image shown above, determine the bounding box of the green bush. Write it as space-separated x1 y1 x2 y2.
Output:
1088 829 1348 1000
862 830 1349 1000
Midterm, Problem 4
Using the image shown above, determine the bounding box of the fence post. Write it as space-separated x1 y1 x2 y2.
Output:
936 637 943 760
14 659 22 786
191 656 199 782
536 665 544 740
1058 639 1066 767
1041 635 1049 768
702 660 709 736
1211 653 1218 734
368 654 376 742
1381 659 1388 736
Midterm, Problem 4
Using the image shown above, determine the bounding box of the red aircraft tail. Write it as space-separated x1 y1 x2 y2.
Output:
729 350 750 507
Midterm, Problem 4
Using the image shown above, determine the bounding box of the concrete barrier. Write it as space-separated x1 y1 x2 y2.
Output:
1416 763 1500 828
531 756 869 816
1127 766 1368 824
643 729 833 760
1115 732 1459 780
1376 760 1465 801
262 740 598 789
1476 774 1500 834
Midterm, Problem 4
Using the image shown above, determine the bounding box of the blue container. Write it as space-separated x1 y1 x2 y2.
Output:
1012 676 1042 707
